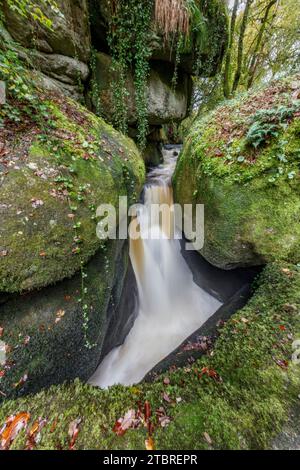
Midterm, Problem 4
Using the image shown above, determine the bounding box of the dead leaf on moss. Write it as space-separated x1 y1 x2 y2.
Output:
274 358 288 369
0 412 30 450
163 392 172 403
281 268 293 277
31 199 44 209
55 309 65 323
26 418 47 450
144 401 151 422
156 407 171 428
24 335 30 345
50 418 58 433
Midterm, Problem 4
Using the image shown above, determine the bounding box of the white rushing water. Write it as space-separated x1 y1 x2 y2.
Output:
89 147 222 388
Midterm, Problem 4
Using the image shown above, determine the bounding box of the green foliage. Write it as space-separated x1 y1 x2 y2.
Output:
107 0 153 149
1 263 300 449
132 1 152 148
170 1 210 82
246 103 300 148
222 0 300 98
107 0 218 147
171 33 184 91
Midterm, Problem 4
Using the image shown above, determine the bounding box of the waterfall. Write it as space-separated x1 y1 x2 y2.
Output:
89 147 222 388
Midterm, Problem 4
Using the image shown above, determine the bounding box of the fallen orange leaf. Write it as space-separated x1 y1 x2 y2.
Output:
144 401 151 422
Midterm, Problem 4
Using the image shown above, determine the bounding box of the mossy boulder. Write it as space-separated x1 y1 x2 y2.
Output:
0 263 299 449
173 75 300 269
0 93 145 293
90 53 190 126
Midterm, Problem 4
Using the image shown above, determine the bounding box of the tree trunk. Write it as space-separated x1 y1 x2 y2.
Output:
231 0 253 94
223 0 239 98
247 0 278 89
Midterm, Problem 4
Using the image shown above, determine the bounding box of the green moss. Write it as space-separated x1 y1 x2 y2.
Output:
0 240 130 400
0 95 145 293
1 263 300 449
173 75 300 268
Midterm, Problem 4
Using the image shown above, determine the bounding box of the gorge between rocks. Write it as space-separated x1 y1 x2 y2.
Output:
90 147 246 388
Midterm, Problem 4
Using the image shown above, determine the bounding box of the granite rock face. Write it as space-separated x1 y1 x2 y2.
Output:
2 0 91 61
91 53 191 126
0 87 143 398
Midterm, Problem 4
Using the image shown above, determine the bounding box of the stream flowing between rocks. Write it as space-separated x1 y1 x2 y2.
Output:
89 146 222 387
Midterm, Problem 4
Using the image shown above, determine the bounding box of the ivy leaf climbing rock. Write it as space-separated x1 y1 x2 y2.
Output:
173 74 300 269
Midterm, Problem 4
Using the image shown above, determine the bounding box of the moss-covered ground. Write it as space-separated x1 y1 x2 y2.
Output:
1 262 299 450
